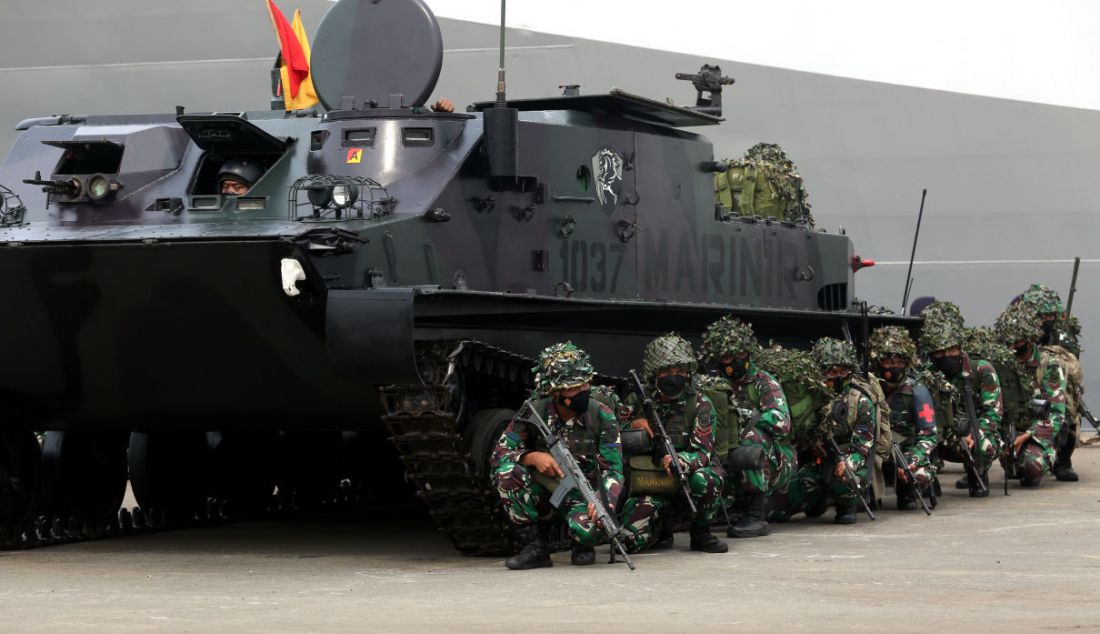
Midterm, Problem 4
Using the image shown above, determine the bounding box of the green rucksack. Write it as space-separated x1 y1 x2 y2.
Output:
713 143 813 225
754 346 829 448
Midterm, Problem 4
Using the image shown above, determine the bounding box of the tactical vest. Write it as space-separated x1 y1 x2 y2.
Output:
886 385 915 438
531 397 603 457
662 394 697 451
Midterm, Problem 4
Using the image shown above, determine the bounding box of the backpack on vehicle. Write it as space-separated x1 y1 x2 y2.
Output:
713 143 813 225
1039 345 1084 422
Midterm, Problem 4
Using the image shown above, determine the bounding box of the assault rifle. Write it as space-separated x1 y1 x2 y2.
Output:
627 370 698 515
823 432 876 521
1080 398 1100 437
1001 422 1017 496
890 441 932 515
519 400 635 570
959 382 989 493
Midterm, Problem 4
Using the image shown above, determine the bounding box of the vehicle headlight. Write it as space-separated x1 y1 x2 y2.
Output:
306 184 332 209
332 183 358 208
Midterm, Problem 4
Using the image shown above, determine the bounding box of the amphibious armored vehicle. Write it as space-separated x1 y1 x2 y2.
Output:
0 0 912 553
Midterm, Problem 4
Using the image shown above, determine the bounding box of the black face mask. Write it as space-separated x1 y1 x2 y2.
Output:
1041 320 1055 339
556 389 590 416
933 355 963 377
827 376 848 395
720 356 751 382
879 366 902 384
1012 342 1032 361
656 374 689 398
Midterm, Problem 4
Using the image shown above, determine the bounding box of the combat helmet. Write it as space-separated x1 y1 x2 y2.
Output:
812 338 858 370
643 333 698 380
533 341 595 395
995 301 1043 345
1019 283 1063 316
744 142 793 170
217 158 263 189
869 325 916 364
919 300 966 353
699 316 759 364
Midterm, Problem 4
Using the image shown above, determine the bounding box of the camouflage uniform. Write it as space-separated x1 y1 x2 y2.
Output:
698 316 795 539
920 301 1003 495
1018 283 1083 481
869 326 939 507
491 343 624 569
774 339 875 524
996 303 1068 484
618 334 726 553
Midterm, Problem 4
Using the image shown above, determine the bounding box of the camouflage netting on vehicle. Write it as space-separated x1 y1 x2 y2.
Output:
756 345 830 446
714 142 813 225
995 302 1042 344
1019 283 1063 315
532 341 595 395
699 316 760 364
965 326 1016 366
812 337 858 369
918 300 966 353
869 325 917 364
642 333 698 379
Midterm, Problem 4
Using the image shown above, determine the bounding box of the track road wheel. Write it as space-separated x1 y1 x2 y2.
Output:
206 431 278 519
128 432 210 526
41 431 128 535
277 431 343 512
463 408 515 481
0 430 42 547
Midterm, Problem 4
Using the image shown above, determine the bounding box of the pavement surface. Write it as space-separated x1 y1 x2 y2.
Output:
1 448 1099 633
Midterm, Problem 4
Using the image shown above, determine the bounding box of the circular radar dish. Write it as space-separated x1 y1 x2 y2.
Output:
311 0 444 111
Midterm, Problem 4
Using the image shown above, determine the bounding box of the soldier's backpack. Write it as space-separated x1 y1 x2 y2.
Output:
754 347 829 448
1039 345 1084 422
847 374 893 503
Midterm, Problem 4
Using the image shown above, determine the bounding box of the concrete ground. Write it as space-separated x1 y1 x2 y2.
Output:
1 449 1098 633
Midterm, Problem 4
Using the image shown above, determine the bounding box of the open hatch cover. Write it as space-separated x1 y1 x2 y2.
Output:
177 114 291 153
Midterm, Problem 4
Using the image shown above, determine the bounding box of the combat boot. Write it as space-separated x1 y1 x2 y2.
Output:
968 471 990 498
689 525 728 553
570 543 595 566
651 516 675 550
834 503 857 525
504 525 552 570
954 476 969 490
727 492 770 538
896 487 917 511
1054 446 1079 482
1019 476 1042 488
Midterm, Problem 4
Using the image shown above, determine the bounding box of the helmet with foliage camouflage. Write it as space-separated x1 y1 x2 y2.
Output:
995 301 1043 344
699 316 759 363
533 341 595 395
1019 283 1063 316
869 325 917 364
643 333 698 379
812 337 858 370
964 326 1015 366
919 300 966 353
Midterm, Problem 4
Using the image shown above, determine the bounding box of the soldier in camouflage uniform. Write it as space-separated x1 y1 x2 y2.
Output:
775 338 875 525
698 316 795 538
869 326 939 510
1018 283 1082 481
619 334 728 553
996 302 1068 487
919 301 1003 497
491 342 625 570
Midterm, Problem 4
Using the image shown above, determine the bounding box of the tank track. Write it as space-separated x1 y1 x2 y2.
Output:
380 340 532 556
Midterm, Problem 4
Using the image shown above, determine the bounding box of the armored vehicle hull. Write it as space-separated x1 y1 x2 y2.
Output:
0 0 915 553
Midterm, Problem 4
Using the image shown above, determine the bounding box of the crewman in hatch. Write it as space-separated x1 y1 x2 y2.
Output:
217 158 263 196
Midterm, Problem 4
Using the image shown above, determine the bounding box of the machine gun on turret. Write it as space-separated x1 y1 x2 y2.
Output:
675 64 735 116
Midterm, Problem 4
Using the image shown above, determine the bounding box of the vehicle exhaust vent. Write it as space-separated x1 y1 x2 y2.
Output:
817 283 848 311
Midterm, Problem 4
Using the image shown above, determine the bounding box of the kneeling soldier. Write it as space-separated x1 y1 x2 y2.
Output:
620 334 728 553
870 326 939 509
492 342 625 570
699 316 795 538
